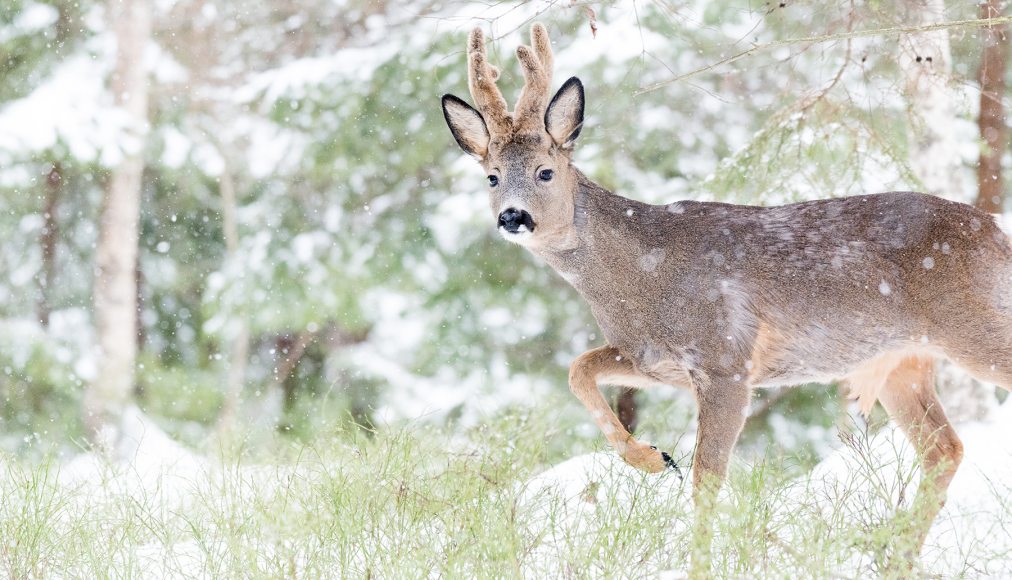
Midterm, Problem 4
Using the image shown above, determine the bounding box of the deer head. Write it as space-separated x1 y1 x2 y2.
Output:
441 24 585 250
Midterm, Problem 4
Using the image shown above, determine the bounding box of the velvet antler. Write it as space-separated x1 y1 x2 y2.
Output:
513 23 554 131
466 23 556 136
467 28 511 134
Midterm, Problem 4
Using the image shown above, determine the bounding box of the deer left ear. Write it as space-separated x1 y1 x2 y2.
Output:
545 76 584 148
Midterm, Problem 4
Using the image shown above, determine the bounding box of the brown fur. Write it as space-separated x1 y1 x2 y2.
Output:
441 23 1012 576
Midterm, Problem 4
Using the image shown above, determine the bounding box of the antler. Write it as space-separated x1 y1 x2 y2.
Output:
467 23 555 136
467 28 511 134
514 23 554 129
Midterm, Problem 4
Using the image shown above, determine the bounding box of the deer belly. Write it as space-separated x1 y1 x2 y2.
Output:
745 322 908 388
748 363 840 388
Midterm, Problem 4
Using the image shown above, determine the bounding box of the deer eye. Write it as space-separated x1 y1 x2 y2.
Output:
538 169 554 182
488 175 499 187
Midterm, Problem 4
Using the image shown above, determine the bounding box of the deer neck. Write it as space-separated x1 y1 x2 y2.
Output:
532 171 660 299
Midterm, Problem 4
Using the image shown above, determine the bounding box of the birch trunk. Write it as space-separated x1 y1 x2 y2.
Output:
215 158 250 436
84 0 152 444
899 0 996 421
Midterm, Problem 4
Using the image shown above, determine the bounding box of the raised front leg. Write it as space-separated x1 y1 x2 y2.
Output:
690 374 751 578
568 346 678 473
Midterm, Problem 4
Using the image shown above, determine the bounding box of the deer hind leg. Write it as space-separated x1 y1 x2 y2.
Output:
568 346 679 473
877 355 963 555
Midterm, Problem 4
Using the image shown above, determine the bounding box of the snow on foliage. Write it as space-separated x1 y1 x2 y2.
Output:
0 53 125 168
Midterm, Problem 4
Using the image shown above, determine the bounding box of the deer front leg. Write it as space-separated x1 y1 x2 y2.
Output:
568 346 678 473
689 375 751 579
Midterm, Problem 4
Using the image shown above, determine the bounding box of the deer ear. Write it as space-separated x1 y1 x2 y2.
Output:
545 76 584 148
442 94 490 159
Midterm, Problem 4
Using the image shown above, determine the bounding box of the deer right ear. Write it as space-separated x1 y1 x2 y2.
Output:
442 94 490 159
545 77 584 148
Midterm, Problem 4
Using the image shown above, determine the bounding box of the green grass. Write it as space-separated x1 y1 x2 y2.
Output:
2 396 1011 579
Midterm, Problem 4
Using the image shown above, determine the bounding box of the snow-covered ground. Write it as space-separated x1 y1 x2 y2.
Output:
38 408 325 578
14 398 1010 578
519 400 1012 577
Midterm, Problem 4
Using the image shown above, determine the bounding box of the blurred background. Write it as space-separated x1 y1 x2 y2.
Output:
0 0 1007 462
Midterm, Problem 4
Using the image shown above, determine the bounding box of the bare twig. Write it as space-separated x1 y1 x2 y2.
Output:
637 15 1012 94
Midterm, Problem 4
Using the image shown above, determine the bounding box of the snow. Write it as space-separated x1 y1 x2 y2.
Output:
236 46 400 105
7 394 1011 577
790 401 1012 575
0 2 57 43
60 405 206 496
159 126 191 168
0 0 151 173
0 53 129 168
49 407 316 578
518 452 691 577
519 399 1012 575
0 311 94 398
430 188 488 253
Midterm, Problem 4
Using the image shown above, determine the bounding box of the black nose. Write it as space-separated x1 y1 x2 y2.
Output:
498 208 535 233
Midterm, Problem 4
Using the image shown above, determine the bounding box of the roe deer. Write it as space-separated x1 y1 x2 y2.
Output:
440 22 1012 574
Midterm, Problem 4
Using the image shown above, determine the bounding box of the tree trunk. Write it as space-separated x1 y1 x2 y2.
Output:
899 0 996 422
275 331 314 411
135 255 145 350
975 0 1008 214
37 163 60 328
83 0 151 444
214 157 250 435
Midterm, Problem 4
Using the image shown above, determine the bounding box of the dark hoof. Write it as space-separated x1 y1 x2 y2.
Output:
650 446 684 480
